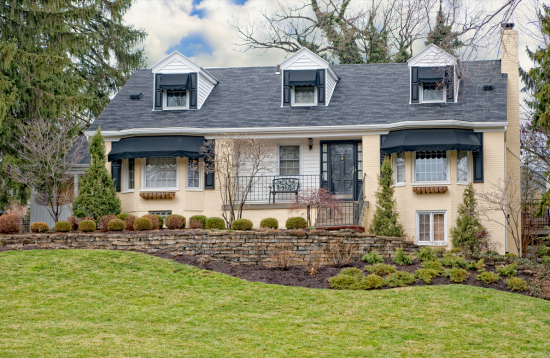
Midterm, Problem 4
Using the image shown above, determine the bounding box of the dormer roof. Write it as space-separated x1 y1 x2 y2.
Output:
279 48 339 80
151 51 218 85
407 44 457 67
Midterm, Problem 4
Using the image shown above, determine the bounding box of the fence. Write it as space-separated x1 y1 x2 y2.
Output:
236 175 321 202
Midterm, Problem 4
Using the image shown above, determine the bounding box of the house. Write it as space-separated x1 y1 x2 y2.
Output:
86 25 520 254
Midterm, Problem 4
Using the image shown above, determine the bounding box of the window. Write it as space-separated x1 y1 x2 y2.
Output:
414 151 448 183
149 210 172 218
124 158 135 191
421 83 445 103
187 158 201 189
145 157 177 189
394 152 405 184
164 90 187 109
279 146 300 175
292 86 316 106
457 150 470 183
322 143 328 181
357 143 363 179
417 211 447 245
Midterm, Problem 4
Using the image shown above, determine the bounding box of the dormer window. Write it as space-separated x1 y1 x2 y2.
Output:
293 86 317 106
421 82 445 103
283 69 325 107
165 90 188 109
154 73 197 110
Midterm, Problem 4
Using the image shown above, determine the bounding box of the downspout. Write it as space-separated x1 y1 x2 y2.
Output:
504 128 508 253
505 131 523 255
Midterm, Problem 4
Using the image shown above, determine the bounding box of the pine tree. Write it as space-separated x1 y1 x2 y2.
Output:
368 156 404 237
425 0 463 55
73 128 121 221
450 185 485 252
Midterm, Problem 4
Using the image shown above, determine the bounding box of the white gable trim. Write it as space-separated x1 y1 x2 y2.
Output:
151 51 218 85
279 48 338 80
407 44 457 67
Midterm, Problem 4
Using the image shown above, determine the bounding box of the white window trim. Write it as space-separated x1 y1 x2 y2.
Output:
186 158 204 191
140 157 180 192
411 151 451 185
278 144 302 176
393 153 406 187
420 82 446 104
291 86 317 107
457 151 472 185
122 158 135 193
163 90 189 110
416 210 447 246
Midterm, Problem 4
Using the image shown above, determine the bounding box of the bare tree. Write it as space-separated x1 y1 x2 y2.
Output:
202 137 276 227
521 118 550 196
289 187 341 228
7 118 85 222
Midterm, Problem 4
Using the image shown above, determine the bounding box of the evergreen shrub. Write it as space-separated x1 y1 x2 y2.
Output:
232 219 253 231
260 217 279 229
54 221 71 232
155 215 164 228
116 213 130 220
444 268 469 283
78 220 96 232
417 247 438 262
506 277 529 292
189 215 207 228
497 264 517 277
361 250 384 264
134 217 153 231
421 260 445 275
542 256 550 265
386 271 415 287
99 215 117 232
30 222 50 233
364 274 387 289
450 185 485 252
328 274 366 290
476 271 500 284
206 217 225 230
143 215 160 230
285 217 307 229
365 263 396 276
108 219 125 231
392 248 413 265
414 268 440 284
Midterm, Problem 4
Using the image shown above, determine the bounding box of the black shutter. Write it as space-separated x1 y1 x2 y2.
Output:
189 73 197 109
317 69 325 105
411 67 419 103
283 70 291 106
204 170 215 189
446 65 454 102
111 161 121 192
155 74 163 110
473 133 483 183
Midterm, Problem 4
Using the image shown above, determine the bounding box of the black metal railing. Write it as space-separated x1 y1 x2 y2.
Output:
315 201 357 227
522 200 550 229
235 175 321 202
354 174 366 225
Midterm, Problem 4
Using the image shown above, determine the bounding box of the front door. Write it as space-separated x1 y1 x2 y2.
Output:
330 143 354 200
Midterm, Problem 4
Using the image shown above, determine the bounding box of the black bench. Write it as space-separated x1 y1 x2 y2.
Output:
269 178 300 203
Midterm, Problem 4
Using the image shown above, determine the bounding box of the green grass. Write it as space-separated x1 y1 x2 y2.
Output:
1 250 550 357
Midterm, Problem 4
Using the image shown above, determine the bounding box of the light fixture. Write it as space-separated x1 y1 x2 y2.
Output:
308 138 313 150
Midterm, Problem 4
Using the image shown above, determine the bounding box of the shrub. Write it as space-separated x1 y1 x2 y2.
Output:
506 277 529 292
124 215 136 231
340 267 364 278
287 229 306 236
450 185 485 253
286 216 307 229
0 214 22 234
134 217 153 231
392 248 414 265
155 215 164 228
328 274 366 290
189 219 204 229
166 215 186 229
67 216 79 231
542 256 550 265
116 213 130 220
99 215 117 232
476 271 500 284
108 219 125 231
143 215 160 230
303 250 325 275
326 241 357 267
78 220 96 232
54 221 72 232
270 245 295 270
538 246 550 257
414 268 441 284
421 260 445 275
189 215 207 228
444 268 469 283
466 259 485 271
497 263 517 277
206 217 226 230
386 271 415 287
364 274 387 289
30 222 49 233
232 219 253 231
365 263 396 276
505 252 518 258
449 247 462 254
417 247 438 262
439 253 467 268
361 250 384 264
260 217 279 229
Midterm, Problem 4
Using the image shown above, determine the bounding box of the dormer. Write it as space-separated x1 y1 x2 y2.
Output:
278 48 339 107
407 44 458 104
151 52 218 111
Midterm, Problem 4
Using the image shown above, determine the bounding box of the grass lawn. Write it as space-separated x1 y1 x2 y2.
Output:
1 250 549 357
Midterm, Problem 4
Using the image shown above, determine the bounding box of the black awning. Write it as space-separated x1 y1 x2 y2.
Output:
157 74 190 90
288 70 318 87
418 67 445 83
380 129 482 155
108 136 205 162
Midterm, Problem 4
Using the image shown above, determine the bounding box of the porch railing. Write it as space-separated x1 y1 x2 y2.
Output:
522 200 550 229
236 175 321 202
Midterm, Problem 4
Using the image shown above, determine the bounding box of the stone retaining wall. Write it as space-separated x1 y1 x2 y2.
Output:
0 230 420 265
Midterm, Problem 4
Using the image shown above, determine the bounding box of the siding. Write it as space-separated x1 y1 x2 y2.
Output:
326 73 337 105
285 55 321 70
30 192 72 227
157 58 194 74
198 72 215 109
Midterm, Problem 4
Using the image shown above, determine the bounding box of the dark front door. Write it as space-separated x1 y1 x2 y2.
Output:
330 144 354 200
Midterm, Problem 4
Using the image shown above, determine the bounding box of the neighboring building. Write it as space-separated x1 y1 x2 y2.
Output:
86 26 520 254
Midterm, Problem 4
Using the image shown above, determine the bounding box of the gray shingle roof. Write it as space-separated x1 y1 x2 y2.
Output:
89 60 507 132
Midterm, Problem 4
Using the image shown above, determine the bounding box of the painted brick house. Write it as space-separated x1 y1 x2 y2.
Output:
86 26 520 254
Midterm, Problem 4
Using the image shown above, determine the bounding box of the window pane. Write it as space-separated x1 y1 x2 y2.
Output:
187 158 200 188
280 146 300 175
418 214 431 241
422 83 444 101
166 91 186 107
396 152 405 183
433 214 445 241
127 158 135 190
415 151 447 182
322 144 327 153
146 158 177 188
294 86 315 104
457 150 468 182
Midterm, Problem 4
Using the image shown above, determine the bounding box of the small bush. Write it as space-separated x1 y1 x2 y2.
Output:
417 247 438 262
30 222 50 233
421 260 445 275
116 213 130 220
414 268 441 284
166 215 185 229
449 247 462 254
270 245 295 270
67 216 79 231
538 246 550 257
365 263 396 276
78 220 96 232
364 274 387 289
328 274 366 290
386 271 415 287
108 219 125 231
99 215 117 232
361 250 384 264
260 217 279 229
439 253 467 268
505 252 518 258
206 217 226 230
285 217 307 229
155 215 164 228
466 259 485 271
189 218 204 229
542 256 550 265
54 221 72 232
476 271 500 284
444 268 469 283
232 219 253 231
326 240 357 267
134 217 153 231
189 215 207 228
143 215 160 230
497 263 517 277
340 267 364 278
506 277 529 292
392 248 414 265
0 214 22 234
124 215 136 231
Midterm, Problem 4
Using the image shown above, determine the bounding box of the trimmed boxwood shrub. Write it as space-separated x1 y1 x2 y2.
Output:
189 215 207 228
206 217 226 230
232 219 253 231
0 214 22 234
30 222 50 233
285 217 307 229
143 215 160 230
108 219 125 231
260 217 279 229
99 215 117 232
124 215 136 231
134 217 153 231
79 220 96 232
506 277 528 292
54 221 72 232
166 215 186 229
155 215 164 228
117 213 130 220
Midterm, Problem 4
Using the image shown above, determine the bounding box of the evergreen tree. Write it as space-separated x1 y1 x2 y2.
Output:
73 128 121 221
450 185 485 252
425 0 463 55
369 156 404 237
